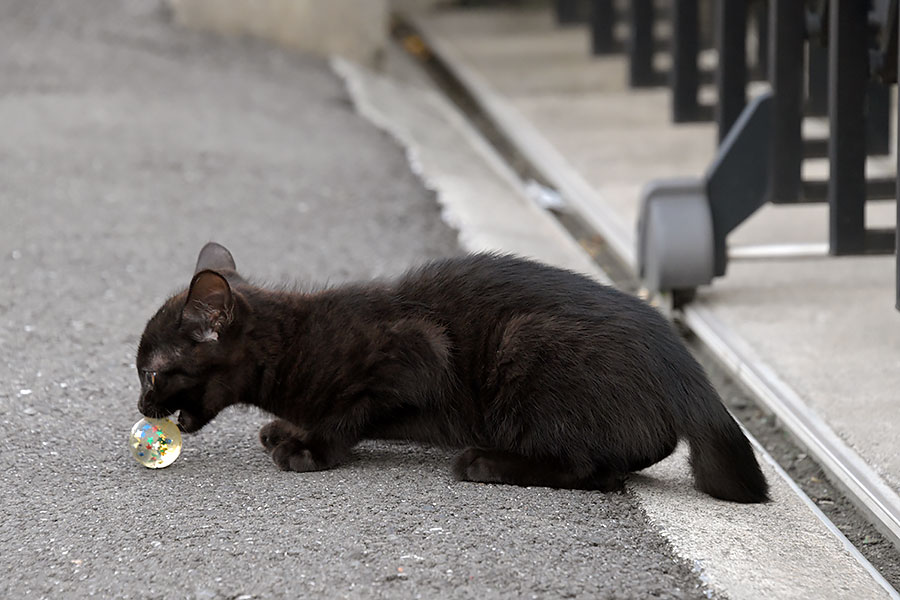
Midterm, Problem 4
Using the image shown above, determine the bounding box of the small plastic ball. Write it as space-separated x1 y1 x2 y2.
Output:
129 417 182 468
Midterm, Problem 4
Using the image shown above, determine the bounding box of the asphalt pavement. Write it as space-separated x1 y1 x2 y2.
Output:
0 1 714 598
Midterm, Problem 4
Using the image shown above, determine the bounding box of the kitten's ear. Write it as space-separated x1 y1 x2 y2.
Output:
195 242 236 274
183 270 234 342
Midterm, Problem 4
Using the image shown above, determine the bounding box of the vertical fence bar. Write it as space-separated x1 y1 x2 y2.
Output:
671 0 701 121
866 81 892 155
629 0 657 87
752 0 769 80
768 0 805 204
896 3 899 310
555 0 581 25
828 0 868 254
716 0 748 142
807 43 829 116
591 0 616 54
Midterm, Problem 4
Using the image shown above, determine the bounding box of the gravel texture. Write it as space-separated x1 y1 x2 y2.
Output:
0 2 713 598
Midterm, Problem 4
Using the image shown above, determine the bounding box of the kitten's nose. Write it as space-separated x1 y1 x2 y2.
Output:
138 390 162 417
138 371 157 416
138 394 150 416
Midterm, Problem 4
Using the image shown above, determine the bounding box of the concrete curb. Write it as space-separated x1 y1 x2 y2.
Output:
331 55 611 284
684 304 900 551
411 16 637 269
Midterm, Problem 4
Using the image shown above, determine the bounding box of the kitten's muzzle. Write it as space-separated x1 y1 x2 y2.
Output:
138 392 171 418
138 371 170 417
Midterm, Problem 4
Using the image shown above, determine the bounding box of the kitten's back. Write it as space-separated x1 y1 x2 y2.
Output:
396 254 768 503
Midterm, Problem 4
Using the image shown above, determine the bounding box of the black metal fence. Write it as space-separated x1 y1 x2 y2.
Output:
557 0 899 310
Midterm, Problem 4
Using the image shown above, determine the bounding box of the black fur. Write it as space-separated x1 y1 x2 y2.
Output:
136 242 769 503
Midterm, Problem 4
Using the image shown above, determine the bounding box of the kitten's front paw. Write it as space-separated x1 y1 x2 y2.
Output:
259 419 301 452
177 409 209 433
272 438 320 472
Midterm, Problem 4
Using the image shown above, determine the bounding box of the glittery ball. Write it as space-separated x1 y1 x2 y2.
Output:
129 417 182 469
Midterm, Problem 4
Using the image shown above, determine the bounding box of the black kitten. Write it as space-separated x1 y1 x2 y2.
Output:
136 242 768 503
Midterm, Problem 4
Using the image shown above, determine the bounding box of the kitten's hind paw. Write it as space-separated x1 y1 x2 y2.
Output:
177 409 210 433
453 447 624 491
453 447 500 483
259 419 302 452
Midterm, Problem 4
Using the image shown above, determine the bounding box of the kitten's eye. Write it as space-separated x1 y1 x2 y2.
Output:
141 370 157 388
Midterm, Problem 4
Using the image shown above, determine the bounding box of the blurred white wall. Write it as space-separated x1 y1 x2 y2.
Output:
167 0 389 64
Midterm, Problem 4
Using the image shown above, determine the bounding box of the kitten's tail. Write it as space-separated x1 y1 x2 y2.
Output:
678 376 770 503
